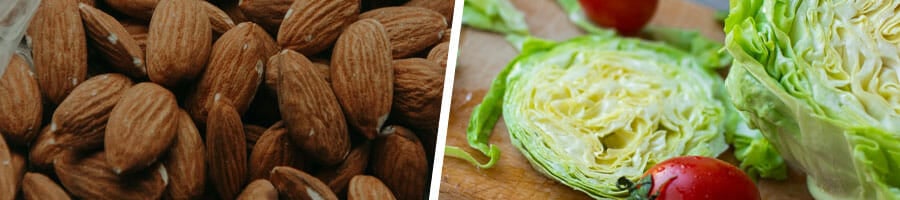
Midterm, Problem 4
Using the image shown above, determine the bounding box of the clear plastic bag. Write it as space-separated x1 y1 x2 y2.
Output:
0 0 40 77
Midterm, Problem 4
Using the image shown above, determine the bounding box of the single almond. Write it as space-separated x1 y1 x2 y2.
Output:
79 4 147 78
277 0 359 55
391 58 444 132
0 54 42 146
163 109 207 200
105 82 178 175
201 1 236 34
206 97 248 199
347 175 396 200
51 73 133 151
237 179 278 200
427 42 449 68
249 121 305 180
270 166 338 200
29 125 64 170
331 19 393 140
316 142 370 194
371 126 428 200
22 172 71 200
238 0 293 33
0 137 15 200
273 50 350 165
186 22 274 125
146 0 212 87
104 0 158 20
55 151 168 200
10 151 25 195
404 0 454 22
27 0 88 104
360 6 447 58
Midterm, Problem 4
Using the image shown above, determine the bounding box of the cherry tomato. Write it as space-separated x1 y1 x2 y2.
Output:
577 0 659 35
619 156 760 200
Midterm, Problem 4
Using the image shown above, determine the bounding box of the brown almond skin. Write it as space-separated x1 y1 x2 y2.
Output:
274 50 350 165
105 82 178 174
163 109 206 200
0 137 15 200
245 124 268 153
28 0 88 104
348 175 396 200
104 0 158 20
270 166 338 200
331 19 394 140
371 126 428 200
360 7 448 58
186 22 275 125
405 0 454 23
52 73 133 151
249 122 305 180
237 179 278 200
0 54 42 146
79 4 147 78
206 97 248 200
391 58 444 132
200 1 236 35
55 152 168 200
316 142 370 194
277 0 360 55
238 0 294 33
29 126 64 170
427 42 449 68
10 151 25 194
119 19 149 53
22 173 71 200
147 0 212 87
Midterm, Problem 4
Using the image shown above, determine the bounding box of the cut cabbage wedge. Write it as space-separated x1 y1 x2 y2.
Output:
725 0 900 199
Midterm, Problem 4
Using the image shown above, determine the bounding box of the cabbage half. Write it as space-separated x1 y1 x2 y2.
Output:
725 0 900 199
449 35 734 198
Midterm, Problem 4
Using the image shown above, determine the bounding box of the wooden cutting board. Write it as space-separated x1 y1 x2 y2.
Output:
439 0 815 199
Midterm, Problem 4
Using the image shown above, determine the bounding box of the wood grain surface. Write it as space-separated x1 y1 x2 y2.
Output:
439 0 815 199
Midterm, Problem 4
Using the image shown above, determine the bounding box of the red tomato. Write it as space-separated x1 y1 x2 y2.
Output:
619 156 760 200
577 0 659 35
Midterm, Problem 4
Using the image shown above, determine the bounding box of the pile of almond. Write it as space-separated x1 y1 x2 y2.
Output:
0 0 451 199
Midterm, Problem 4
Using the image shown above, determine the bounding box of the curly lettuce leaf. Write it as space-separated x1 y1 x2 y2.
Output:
462 0 530 35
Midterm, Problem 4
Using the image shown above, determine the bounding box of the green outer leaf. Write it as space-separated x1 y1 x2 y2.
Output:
641 27 733 69
462 0 530 35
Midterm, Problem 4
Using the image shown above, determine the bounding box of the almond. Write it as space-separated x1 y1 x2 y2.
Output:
28 0 88 104
347 175 396 200
10 151 25 194
270 166 338 200
371 126 428 200
29 125 64 170
104 0 158 20
22 172 71 200
119 19 149 53
277 0 360 55
272 50 349 165
51 73 133 151
360 7 447 58
0 54 42 146
427 42 449 68
146 0 212 87
238 0 293 33
79 4 147 78
237 179 278 200
249 121 305 180
441 27 451 43
244 124 268 153
391 58 444 132
316 142 370 194
206 97 248 199
55 151 168 200
265 57 331 94
163 109 207 200
186 22 274 125
331 19 393 140
0 137 15 200
201 1 237 35
404 0 454 23
105 82 178 174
